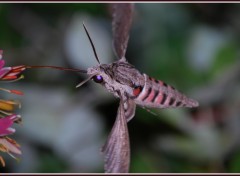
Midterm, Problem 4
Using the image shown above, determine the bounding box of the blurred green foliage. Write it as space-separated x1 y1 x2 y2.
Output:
1 3 240 173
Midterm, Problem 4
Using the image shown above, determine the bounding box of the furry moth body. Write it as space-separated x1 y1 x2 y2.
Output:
87 60 198 118
86 56 198 173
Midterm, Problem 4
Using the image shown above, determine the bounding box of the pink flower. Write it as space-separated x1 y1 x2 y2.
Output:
0 50 24 167
0 137 21 155
0 114 21 137
0 137 21 167
0 50 26 82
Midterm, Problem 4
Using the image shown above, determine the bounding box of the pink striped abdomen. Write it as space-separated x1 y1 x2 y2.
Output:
133 74 198 109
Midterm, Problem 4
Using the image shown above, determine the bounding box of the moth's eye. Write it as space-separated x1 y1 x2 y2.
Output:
93 75 103 83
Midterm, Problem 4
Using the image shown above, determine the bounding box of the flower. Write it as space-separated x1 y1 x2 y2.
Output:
0 50 25 82
0 114 21 136
0 50 25 167
0 137 21 167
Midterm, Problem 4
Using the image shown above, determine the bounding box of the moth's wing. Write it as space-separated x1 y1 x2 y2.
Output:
101 100 130 173
109 3 134 60
124 99 136 122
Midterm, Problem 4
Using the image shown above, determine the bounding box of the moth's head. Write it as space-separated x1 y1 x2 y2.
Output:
76 23 113 88
87 64 110 83
76 64 112 88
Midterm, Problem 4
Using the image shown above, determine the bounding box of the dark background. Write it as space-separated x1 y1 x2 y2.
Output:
1 3 240 173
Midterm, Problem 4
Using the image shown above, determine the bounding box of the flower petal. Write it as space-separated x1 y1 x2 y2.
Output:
0 115 18 136
0 67 11 79
0 156 6 167
0 100 15 112
10 90 24 95
0 50 3 60
0 60 5 69
11 65 26 72
0 137 21 155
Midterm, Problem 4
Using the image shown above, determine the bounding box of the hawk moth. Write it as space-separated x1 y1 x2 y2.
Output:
75 4 198 173
27 3 199 173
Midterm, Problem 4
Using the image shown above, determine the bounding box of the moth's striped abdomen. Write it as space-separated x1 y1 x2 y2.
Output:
133 74 199 109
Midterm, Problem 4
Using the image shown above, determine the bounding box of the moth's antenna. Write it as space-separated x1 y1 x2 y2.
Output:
83 22 101 65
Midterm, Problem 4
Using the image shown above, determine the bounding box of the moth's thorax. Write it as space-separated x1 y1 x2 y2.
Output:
87 61 145 98
87 64 107 75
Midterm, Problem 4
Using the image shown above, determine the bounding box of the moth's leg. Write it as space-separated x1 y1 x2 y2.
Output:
122 93 136 122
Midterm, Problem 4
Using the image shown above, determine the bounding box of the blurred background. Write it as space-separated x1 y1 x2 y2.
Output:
1 3 240 173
